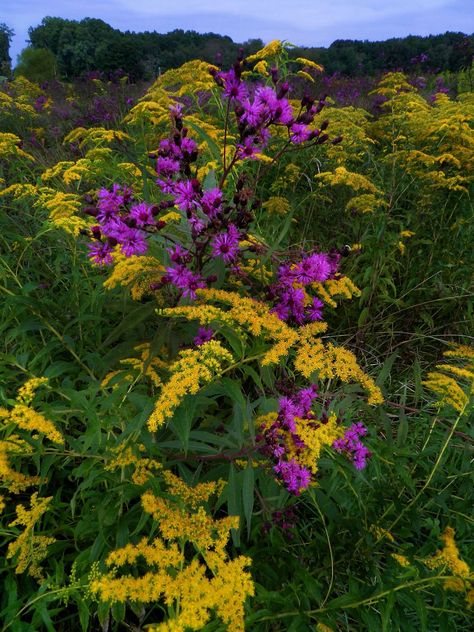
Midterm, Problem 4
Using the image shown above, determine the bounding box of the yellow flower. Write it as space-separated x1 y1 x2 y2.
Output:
247 40 284 63
295 57 324 72
258 412 343 485
9 404 63 445
91 478 253 631
103 253 165 300
7 493 56 580
294 331 383 405
424 346 473 412
391 554 410 567
148 340 233 431
262 196 291 215
423 526 473 604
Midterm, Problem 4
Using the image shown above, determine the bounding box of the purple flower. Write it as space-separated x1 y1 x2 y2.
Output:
294 253 332 284
236 136 261 160
97 185 124 222
87 242 113 266
221 68 248 102
254 86 279 116
194 327 214 346
239 98 265 128
273 98 294 125
188 214 206 236
307 297 324 322
168 244 191 264
173 180 199 212
156 178 177 195
129 202 154 227
211 224 240 263
166 264 206 300
181 137 198 157
201 188 223 219
274 460 311 495
159 138 182 159
157 156 180 176
290 123 312 144
333 423 371 470
272 287 306 324
118 227 148 257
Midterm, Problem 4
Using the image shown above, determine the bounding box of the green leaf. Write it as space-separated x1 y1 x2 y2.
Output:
227 463 242 546
242 463 255 538
77 597 90 632
358 306 370 328
186 119 221 163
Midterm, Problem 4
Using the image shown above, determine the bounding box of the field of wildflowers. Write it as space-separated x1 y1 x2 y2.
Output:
0 40 473 631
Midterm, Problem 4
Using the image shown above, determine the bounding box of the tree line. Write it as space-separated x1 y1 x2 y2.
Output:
1 17 473 82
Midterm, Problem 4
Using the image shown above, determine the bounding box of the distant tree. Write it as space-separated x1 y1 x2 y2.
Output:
14 47 57 82
0 23 14 76
28 17 70 55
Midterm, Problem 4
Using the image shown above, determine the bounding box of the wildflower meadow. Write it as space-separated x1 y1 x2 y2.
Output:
0 39 473 631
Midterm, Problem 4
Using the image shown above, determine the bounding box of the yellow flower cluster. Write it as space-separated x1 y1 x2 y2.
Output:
346 193 388 214
370 524 395 542
0 89 37 119
197 288 299 365
0 436 40 493
0 132 34 162
8 405 63 445
313 275 361 308
102 343 167 389
0 378 62 494
271 163 302 193
63 126 133 150
294 329 383 405
424 345 474 412
142 491 238 553
247 40 284 63
36 188 86 236
0 183 37 200
105 443 162 486
316 166 382 194
295 57 324 72
91 475 253 631
162 470 226 508
2 377 63 445
16 376 48 405
259 412 342 483
7 492 56 580
103 253 165 300
424 527 473 597
296 70 315 83
148 340 233 431
262 195 291 215
391 553 410 567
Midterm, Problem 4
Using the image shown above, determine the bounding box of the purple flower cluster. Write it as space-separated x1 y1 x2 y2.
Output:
194 327 214 346
210 59 339 159
152 103 260 297
333 422 371 470
257 385 319 495
84 184 164 265
269 252 340 324
262 504 300 537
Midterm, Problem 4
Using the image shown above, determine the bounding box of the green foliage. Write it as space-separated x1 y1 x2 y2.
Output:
0 54 473 631
14 48 57 83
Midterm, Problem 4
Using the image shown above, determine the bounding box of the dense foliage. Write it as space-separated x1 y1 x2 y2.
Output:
4 16 472 81
0 40 473 631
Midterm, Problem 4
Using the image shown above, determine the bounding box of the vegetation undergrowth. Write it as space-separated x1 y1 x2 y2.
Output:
0 40 473 631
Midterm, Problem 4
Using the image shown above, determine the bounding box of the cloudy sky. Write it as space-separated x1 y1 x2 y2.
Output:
3 0 473 63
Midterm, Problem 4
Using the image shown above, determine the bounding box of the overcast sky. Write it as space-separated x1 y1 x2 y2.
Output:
3 0 474 64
